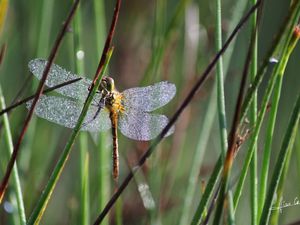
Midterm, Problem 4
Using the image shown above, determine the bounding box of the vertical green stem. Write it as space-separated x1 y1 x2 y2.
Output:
259 93 300 224
151 0 166 80
215 0 228 159
249 0 258 224
189 1 249 223
259 25 300 224
0 86 26 225
234 23 300 212
190 156 223 225
258 26 300 223
257 75 283 221
22 0 55 197
79 137 90 225
73 2 90 224
115 198 122 225
269 130 293 225
94 2 111 225
214 0 234 223
142 0 191 84
37 0 54 57
94 0 106 54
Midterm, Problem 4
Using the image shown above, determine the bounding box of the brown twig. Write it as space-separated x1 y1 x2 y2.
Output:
0 0 80 202
90 0 121 87
92 1 261 224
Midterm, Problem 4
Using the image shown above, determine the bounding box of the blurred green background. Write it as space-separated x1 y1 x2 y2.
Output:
0 0 299 224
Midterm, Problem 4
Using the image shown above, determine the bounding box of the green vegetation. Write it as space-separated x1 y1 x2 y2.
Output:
0 1 299 224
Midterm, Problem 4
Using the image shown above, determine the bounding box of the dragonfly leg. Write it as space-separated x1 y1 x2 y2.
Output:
81 96 106 129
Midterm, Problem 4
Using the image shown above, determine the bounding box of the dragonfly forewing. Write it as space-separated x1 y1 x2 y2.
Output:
27 95 111 132
28 59 94 101
118 109 174 141
122 81 176 112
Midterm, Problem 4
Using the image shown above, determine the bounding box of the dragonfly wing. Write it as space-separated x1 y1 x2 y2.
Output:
119 109 174 141
122 81 176 112
27 95 111 132
28 58 92 101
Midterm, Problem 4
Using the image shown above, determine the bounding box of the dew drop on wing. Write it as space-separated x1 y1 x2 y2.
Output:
122 81 176 112
26 95 111 132
118 109 174 141
28 58 93 101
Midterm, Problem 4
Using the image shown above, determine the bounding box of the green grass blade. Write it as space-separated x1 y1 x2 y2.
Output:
21 0 54 202
94 0 106 55
249 0 258 224
257 73 283 222
259 92 300 225
190 156 222 225
227 191 235 225
233 19 300 212
187 1 248 223
115 198 122 225
215 0 228 159
36 0 54 57
142 0 191 84
79 146 90 225
214 1 299 223
214 0 233 222
258 25 300 223
269 125 294 225
96 132 110 225
240 0 300 124
0 1 26 223
189 2 299 224
146 0 166 83
73 2 90 224
93 2 111 225
180 93 218 225
0 85 26 225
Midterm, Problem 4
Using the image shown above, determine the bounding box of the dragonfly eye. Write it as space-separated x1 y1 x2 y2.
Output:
101 77 115 92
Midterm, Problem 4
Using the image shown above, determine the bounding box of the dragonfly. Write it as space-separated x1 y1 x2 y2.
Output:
27 59 176 179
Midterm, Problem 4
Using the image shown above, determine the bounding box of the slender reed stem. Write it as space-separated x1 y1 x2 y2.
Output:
249 0 258 224
259 93 300 224
93 1 111 225
73 2 90 224
0 45 26 225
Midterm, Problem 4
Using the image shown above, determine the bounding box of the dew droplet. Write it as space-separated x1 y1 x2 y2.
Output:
138 183 155 209
4 201 14 213
76 50 85 60
269 57 279 63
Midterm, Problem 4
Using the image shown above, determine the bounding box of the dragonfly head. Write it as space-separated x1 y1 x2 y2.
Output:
100 76 115 93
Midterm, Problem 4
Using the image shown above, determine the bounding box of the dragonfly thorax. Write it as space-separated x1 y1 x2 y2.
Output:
97 77 124 114
105 91 124 115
